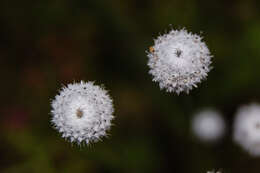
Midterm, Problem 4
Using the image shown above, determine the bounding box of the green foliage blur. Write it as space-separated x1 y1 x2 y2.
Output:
1 0 260 173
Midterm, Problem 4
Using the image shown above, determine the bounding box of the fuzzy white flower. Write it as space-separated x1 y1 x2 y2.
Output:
192 109 225 142
233 103 260 156
207 171 221 173
147 28 212 94
51 81 114 145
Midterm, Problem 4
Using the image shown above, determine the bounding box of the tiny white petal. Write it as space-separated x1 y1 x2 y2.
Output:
192 109 225 142
51 81 114 145
147 28 212 94
233 103 260 156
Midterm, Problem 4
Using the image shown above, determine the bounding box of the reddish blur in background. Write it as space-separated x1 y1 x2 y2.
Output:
1 0 260 173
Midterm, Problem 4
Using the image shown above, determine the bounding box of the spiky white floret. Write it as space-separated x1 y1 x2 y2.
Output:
147 28 212 94
51 81 114 145
192 109 225 142
234 103 260 156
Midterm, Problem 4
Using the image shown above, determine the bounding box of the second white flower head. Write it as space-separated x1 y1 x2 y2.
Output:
51 81 114 145
147 28 212 94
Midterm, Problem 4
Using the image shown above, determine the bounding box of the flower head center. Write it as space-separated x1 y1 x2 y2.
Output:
175 49 182 58
76 109 84 118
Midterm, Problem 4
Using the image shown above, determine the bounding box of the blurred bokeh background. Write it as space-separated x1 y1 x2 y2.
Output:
1 0 260 173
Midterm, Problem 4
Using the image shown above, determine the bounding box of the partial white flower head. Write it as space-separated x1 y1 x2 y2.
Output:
147 28 212 94
207 171 221 173
233 103 260 156
51 81 114 145
192 109 225 142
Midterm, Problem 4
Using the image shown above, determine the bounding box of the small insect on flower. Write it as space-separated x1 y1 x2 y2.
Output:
147 28 212 94
51 81 114 146
233 103 260 156
192 109 225 142
149 46 155 53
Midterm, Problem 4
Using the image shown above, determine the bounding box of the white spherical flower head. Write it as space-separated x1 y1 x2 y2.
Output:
192 109 225 142
147 28 212 94
234 103 260 156
51 81 114 145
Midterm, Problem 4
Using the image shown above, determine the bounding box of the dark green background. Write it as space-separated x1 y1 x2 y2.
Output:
1 0 260 173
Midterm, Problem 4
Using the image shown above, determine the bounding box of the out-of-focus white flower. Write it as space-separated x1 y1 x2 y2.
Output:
233 103 260 156
207 171 221 173
147 28 212 94
192 109 225 142
51 81 114 145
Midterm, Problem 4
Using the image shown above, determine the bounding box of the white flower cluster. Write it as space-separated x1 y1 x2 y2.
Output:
147 28 212 94
192 109 225 142
233 103 260 156
51 81 114 145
